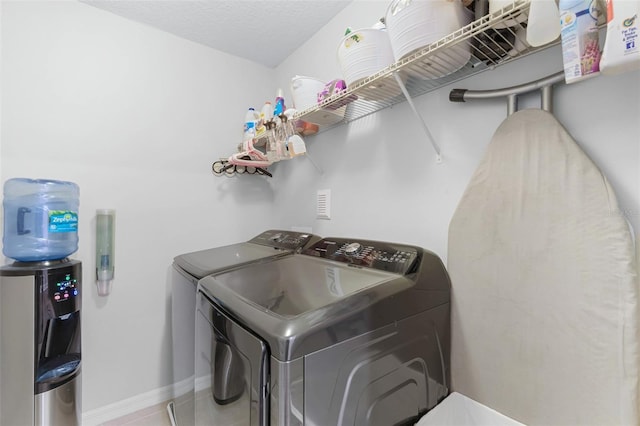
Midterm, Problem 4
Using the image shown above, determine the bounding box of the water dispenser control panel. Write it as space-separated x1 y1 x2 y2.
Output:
52 273 79 303
303 237 420 274
45 267 80 317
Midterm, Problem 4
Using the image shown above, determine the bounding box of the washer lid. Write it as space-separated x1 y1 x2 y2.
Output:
204 254 402 318
174 243 287 279
198 237 450 361
173 230 320 279
198 254 417 360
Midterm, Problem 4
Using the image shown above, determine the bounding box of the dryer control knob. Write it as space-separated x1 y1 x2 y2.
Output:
270 233 283 242
344 242 362 256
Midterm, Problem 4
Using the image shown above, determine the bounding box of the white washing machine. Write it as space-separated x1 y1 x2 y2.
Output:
195 236 451 425
169 230 320 426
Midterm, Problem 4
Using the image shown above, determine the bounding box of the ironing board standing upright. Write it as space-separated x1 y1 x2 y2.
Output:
448 79 639 425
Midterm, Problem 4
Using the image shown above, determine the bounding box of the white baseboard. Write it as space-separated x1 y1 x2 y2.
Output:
82 381 180 426
195 374 211 393
173 375 195 399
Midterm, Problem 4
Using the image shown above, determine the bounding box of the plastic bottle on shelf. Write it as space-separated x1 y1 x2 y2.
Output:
260 102 274 124
274 89 286 117
243 108 259 140
259 101 276 160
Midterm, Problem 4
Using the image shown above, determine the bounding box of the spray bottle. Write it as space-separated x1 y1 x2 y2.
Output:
274 89 286 117
260 101 280 162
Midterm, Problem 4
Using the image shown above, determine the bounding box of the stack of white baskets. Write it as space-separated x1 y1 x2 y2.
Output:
337 0 473 100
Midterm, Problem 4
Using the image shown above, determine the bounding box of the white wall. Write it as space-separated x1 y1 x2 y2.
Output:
1 0 278 413
0 2 3 420
1 0 639 418
272 0 640 262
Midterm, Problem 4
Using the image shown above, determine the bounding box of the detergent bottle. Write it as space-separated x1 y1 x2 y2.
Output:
600 0 640 75
559 0 601 83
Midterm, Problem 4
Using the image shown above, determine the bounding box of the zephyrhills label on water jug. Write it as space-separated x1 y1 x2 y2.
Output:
49 210 78 233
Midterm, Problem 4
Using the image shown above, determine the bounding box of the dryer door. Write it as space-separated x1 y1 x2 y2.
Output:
195 291 269 426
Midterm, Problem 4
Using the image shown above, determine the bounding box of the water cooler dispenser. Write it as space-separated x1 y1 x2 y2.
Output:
0 259 82 425
0 178 82 425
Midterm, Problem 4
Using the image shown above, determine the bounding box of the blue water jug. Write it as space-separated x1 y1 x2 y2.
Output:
2 178 79 261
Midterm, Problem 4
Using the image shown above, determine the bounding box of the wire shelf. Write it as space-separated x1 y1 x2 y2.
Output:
294 0 555 133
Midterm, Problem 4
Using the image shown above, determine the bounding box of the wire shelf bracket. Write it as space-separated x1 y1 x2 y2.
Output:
393 72 442 163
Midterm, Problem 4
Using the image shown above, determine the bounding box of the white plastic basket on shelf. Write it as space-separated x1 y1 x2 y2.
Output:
337 28 403 101
290 75 346 126
489 0 528 29
385 0 473 79
290 76 325 111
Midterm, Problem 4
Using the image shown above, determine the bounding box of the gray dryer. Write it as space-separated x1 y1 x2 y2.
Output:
170 230 320 426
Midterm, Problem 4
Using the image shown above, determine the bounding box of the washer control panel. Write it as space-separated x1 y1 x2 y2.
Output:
249 230 318 252
303 237 420 274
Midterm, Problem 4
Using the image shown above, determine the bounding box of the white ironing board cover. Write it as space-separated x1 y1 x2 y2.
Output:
448 109 639 425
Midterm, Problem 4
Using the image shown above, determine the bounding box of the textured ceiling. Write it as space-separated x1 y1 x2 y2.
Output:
82 0 353 68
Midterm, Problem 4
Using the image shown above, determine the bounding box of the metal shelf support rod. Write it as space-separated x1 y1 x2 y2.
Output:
541 84 553 114
450 71 565 115
507 94 518 116
305 151 324 175
393 72 442 163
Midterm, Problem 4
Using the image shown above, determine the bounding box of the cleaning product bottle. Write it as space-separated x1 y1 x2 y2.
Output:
260 101 274 124
243 108 258 140
253 102 271 138
260 102 278 162
600 0 640 75
274 89 286 117
559 0 601 83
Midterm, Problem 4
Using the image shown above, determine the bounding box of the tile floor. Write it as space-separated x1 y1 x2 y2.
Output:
100 401 173 426
100 389 244 426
